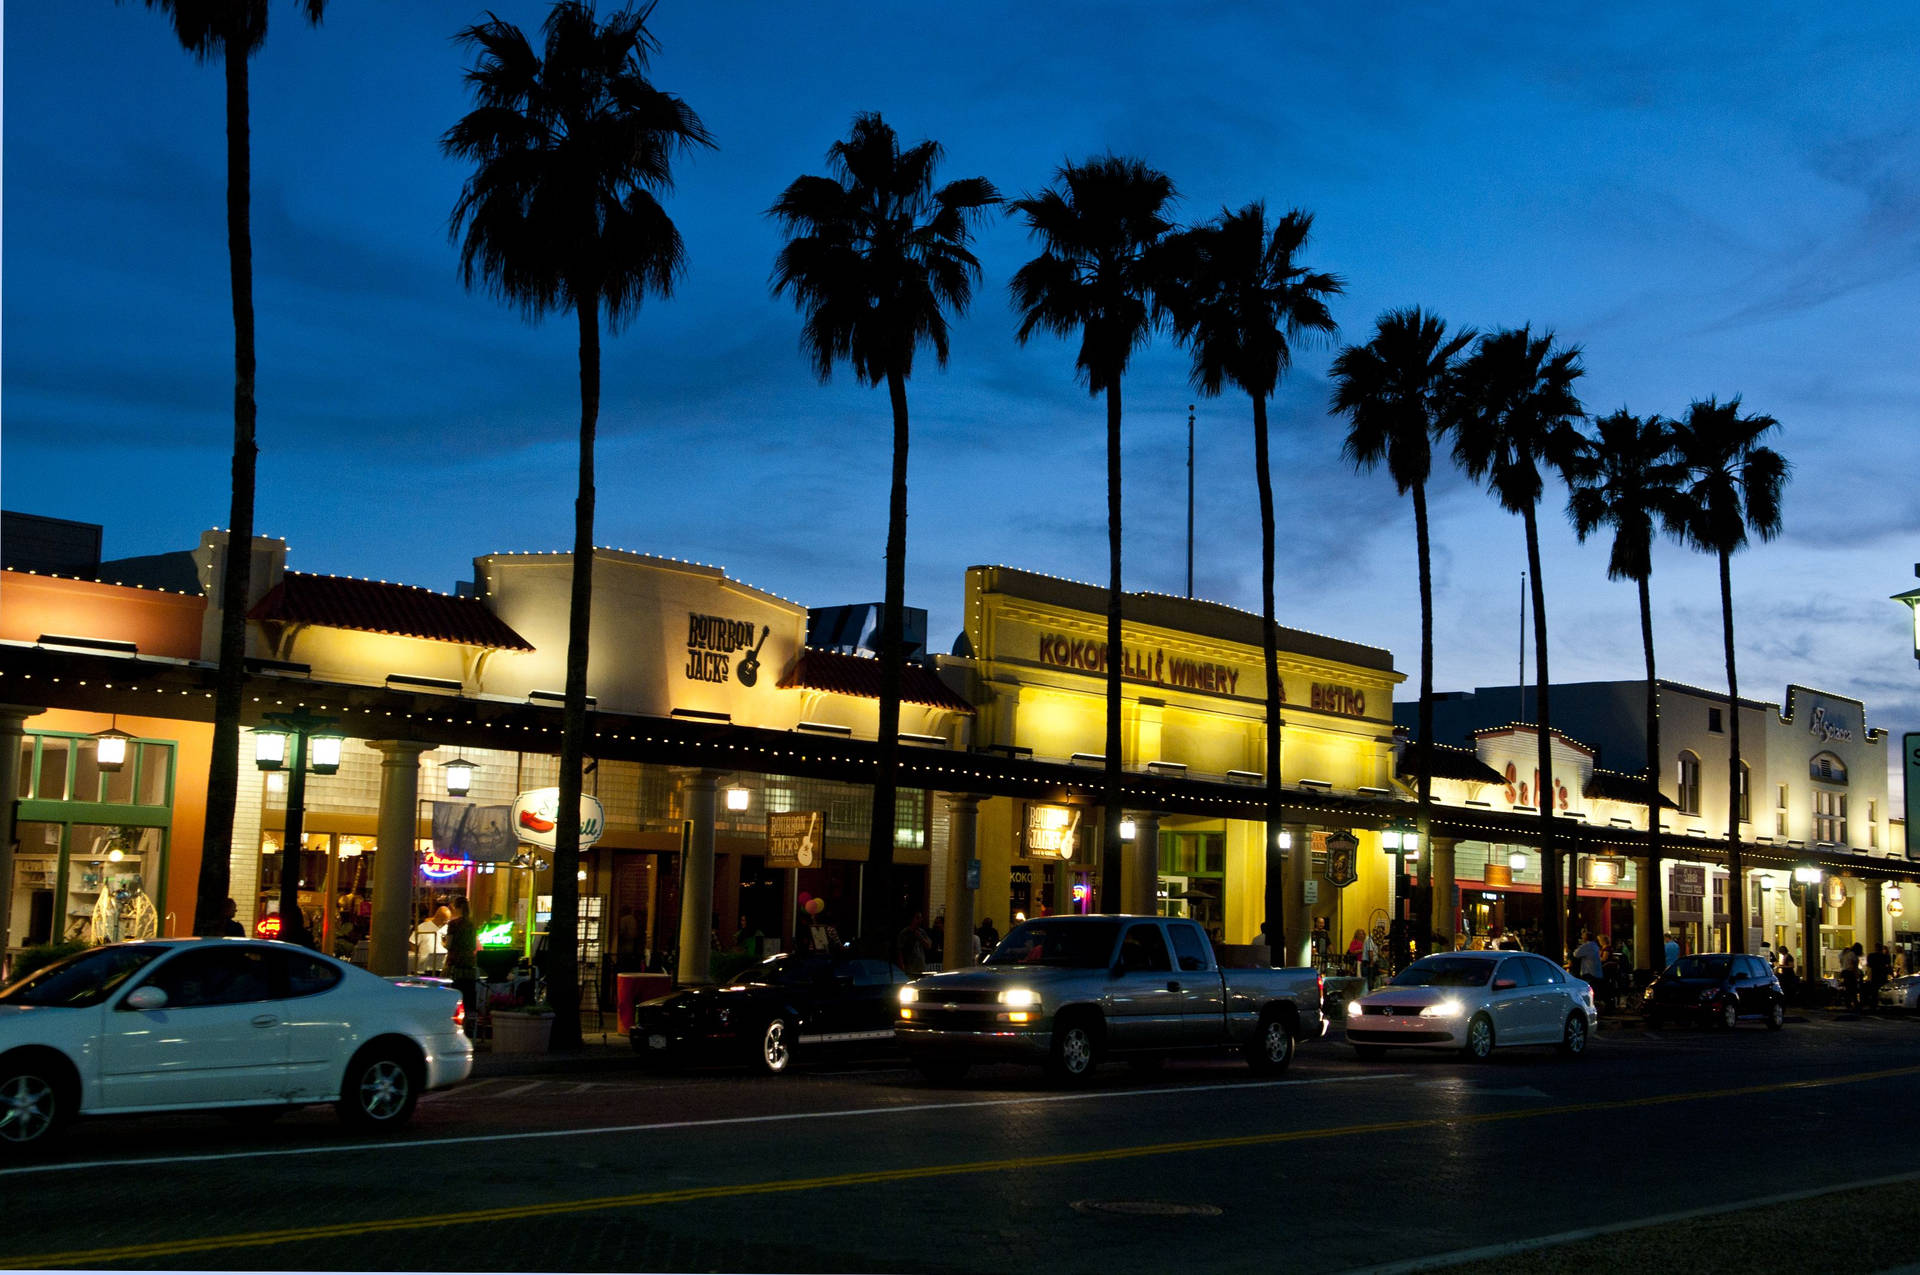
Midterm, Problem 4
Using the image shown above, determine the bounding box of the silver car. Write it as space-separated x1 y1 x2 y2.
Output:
1345 950 1596 1060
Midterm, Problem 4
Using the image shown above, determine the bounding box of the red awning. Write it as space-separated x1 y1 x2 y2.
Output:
249 572 533 651
778 648 973 713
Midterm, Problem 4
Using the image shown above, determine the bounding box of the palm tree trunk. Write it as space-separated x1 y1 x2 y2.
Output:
862 366 909 953
548 289 600 1051
1102 380 1125 908
196 33 257 937
1524 507 1561 961
1720 547 1745 953
1638 572 1664 970
1412 480 1435 953
1252 394 1283 952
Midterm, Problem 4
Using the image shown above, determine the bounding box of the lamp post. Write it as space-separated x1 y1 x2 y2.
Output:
254 708 342 947
1892 563 1920 668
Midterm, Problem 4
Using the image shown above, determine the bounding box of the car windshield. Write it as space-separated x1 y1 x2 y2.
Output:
0 944 168 1008
729 956 830 988
985 920 1120 968
1390 957 1495 988
1673 956 1733 980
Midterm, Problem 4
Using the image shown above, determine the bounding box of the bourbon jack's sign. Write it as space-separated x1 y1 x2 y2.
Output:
685 612 771 687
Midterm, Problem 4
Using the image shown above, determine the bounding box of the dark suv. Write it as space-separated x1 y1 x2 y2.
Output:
1641 953 1786 1030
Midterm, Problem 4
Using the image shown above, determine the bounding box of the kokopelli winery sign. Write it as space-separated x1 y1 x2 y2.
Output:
511 788 606 849
686 612 772 686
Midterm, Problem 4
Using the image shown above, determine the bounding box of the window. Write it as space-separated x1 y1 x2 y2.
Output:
1523 956 1565 984
1776 784 1789 837
1811 753 1848 784
279 950 344 998
1737 762 1750 824
1677 752 1701 815
137 947 274 1008
1118 923 1172 973
1169 923 1211 973
1708 707 1724 734
1869 801 1879 850
1813 790 1847 845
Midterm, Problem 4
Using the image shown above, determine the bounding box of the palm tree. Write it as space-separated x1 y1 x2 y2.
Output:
1567 409 1689 966
1332 308 1474 957
444 0 711 1044
1668 397 1789 954
130 0 327 939
1452 326 1585 961
770 113 998 953
1009 155 1176 903
1162 204 1342 959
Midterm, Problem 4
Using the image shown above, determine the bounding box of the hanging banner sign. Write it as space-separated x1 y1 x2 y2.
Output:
432 802 518 863
767 811 824 869
1323 832 1359 888
1024 804 1081 860
510 788 606 850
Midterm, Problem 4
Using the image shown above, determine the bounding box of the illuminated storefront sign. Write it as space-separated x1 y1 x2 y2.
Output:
510 788 606 849
1024 803 1081 860
1033 632 1373 718
767 810 823 869
420 850 468 880
685 612 771 686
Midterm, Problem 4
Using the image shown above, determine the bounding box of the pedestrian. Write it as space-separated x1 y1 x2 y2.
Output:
929 914 947 966
1572 930 1604 995
896 911 932 976
218 897 247 937
1842 942 1864 1008
410 904 446 974
975 916 1000 953
1663 933 1679 969
1778 951 1802 1003
1255 920 1272 951
443 894 477 1037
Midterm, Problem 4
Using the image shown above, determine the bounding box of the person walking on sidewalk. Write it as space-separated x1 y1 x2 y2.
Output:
444 895 478 1037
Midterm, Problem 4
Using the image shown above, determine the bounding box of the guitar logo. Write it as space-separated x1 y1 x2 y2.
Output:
736 625 771 687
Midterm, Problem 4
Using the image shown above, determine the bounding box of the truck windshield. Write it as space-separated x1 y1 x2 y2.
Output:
986 920 1121 968
1389 957 1495 989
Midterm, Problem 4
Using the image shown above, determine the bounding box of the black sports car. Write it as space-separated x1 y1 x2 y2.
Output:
1641 952 1786 1030
629 952 910 1074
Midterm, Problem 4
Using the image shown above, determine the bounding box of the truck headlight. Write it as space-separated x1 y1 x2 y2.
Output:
998 988 1037 1008
899 986 918 1005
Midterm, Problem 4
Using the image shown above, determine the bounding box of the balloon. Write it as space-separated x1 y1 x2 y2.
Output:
797 892 812 907
805 897 825 916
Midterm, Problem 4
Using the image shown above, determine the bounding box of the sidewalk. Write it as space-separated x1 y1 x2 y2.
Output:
467 1018 637 1078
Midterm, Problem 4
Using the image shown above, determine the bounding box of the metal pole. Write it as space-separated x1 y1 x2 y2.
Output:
1186 404 1195 600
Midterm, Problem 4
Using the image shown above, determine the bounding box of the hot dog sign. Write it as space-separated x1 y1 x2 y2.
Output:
511 787 607 849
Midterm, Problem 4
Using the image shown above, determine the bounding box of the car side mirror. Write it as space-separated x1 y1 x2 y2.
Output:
124 984 168 1011
1492 978 1518 991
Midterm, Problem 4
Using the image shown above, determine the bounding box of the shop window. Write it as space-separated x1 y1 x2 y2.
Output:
1776 784 1788 837
1869 801 1879 850
1677 752 1701 815
35 737 70 800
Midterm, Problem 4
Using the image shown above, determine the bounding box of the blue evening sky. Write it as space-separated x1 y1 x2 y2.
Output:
6 3 1919 770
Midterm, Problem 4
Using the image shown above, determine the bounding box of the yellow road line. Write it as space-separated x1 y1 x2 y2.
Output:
12 1063 1917 1270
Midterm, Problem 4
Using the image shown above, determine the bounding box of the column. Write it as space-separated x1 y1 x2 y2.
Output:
942 794 981 968
0 706 46 962
1125 811 1161 917
1282 823 1311 968
1634 856 1657 971
369 740 432 977
1862 879 1885 953
1429 837 1457 950
676 769 721 986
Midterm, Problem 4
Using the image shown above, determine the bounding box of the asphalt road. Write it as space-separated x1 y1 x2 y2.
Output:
4 1011 1918 1273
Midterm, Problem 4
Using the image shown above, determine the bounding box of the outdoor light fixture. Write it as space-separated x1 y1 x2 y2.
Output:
1893 565 1920 667
1891 894 1906 918
308 734 344 775
444 756 476 797
1120 818 1137 841
93 717 132 772
1793 865 1822 885
724 786 750 812
1760 875 1775 892
252 707 342 947
1509 849 1529 872
1276 831 1292 850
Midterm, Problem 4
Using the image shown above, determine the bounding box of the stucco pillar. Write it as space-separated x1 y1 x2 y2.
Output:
369 740 432 976
1861 879 1885 953
942 794 981 968
677 770 721 986
1282 823 1312 967
0 706 46 964
1126 811 1161 917
1634 856 1658 971
1429 837 1457 949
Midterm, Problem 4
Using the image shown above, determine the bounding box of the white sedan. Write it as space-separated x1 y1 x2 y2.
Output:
0 938 471 1155
1345 950 1597 1060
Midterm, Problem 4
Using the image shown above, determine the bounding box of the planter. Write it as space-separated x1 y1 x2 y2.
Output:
490 1010 555 1054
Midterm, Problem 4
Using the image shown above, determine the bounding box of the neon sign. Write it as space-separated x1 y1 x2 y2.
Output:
421 850 469 880
477 920 515 947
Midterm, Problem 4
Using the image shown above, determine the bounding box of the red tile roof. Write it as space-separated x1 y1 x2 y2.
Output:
248 573 534 651
779 648 974 713
1397 741 1507 785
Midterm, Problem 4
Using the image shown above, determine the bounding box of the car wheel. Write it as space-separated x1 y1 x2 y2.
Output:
1046 1016 1100 1084
0 1061 69 1155
914 1056 970 1084
1719 1001 1738 1030
1558 1013 1588 1057
1766 1000 1786 1031
1462 1013 1495 1061
336 1044 421 1131
756 1018 795 1075
1244 1012 1294 1074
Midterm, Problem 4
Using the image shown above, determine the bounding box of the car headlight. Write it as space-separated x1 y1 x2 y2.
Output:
1346 1000 1364 1018
898 986 918 1005
998 988 1037 1008
1420 1000 1465 1018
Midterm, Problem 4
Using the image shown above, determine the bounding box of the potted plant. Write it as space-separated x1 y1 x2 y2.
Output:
488 992 555 1053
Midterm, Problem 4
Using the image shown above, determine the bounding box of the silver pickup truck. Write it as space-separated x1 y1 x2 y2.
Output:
894 914 1326 1083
